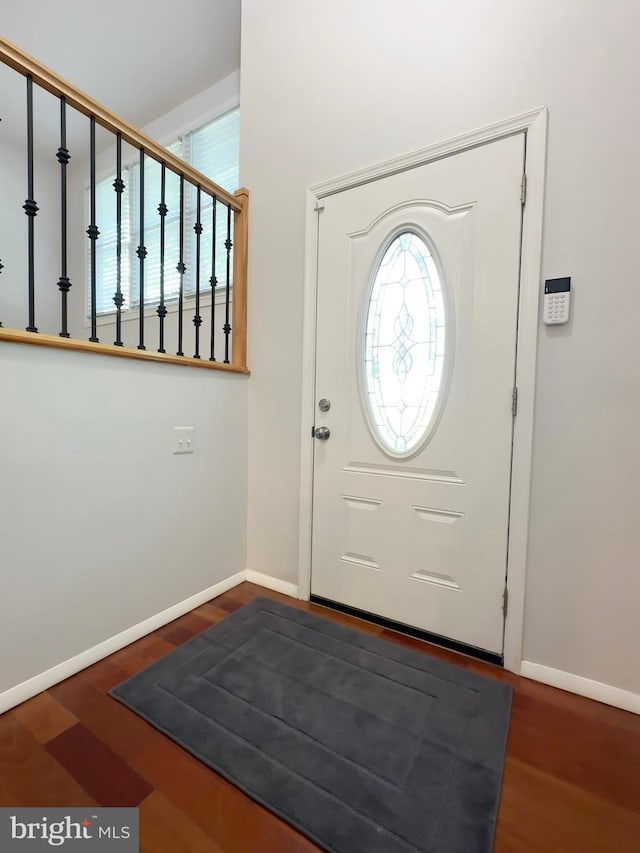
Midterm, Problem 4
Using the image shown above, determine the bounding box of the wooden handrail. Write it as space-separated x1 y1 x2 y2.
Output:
0 36 242 213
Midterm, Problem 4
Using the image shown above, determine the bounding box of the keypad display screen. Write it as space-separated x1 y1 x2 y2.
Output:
545 277 571 294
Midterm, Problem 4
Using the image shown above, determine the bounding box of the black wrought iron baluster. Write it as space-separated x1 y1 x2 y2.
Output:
157 163 167 353
176 175 186 356
136 149 146 350
86 116 99 342
209 196 217 361
113 133 125 346
193 187 203 358
56 97 71 337
223 204 232 363
24 75 39 333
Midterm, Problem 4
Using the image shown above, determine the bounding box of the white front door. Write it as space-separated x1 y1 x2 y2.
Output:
310 134 525 655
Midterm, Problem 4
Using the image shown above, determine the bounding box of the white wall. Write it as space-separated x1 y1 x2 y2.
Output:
0 344 247 696
241 0 640 695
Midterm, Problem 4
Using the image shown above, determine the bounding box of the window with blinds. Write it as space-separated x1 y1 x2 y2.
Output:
87 107 239 316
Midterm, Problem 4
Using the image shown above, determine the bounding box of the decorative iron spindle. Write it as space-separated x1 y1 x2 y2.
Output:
56 97 71 337
209 197 217 361
24 75 39 333
193 187 203 358
112 133 125 346
136 149 147 350
156 163 167 353
223 205 232 363
86 116 99 342
176 176 186 356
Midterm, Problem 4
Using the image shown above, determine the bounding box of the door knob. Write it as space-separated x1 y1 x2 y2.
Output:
314 426 331 441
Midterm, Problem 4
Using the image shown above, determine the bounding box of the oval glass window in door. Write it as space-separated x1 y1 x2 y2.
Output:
363 230 447 456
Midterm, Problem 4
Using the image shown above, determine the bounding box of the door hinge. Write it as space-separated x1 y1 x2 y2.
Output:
520 173 527 206
512 386 518 417
503 585 509 617
314 199 325 212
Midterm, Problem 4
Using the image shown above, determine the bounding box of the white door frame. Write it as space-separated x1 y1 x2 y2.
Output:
297 107 548 674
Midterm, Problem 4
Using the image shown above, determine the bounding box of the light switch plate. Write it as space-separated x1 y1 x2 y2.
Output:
173 426 194 454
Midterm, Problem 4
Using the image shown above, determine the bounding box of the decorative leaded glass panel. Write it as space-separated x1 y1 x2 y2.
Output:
363 231 446 456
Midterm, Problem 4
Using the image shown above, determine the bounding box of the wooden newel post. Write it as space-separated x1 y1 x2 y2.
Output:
231 187 249 369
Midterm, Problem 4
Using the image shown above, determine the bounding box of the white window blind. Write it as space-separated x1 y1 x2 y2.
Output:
88 108 239 316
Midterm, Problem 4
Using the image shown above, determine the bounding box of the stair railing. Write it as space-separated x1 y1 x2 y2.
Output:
0 36 248 373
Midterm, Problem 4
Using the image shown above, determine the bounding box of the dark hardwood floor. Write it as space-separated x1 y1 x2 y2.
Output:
1 582 638 851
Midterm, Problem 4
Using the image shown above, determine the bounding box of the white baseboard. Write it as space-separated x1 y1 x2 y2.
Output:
245 570 298 598
520 661 640 715
0 570 246 715
1 568 299 715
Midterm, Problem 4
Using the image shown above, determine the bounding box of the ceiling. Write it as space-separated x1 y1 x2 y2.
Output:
1 0 241 128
